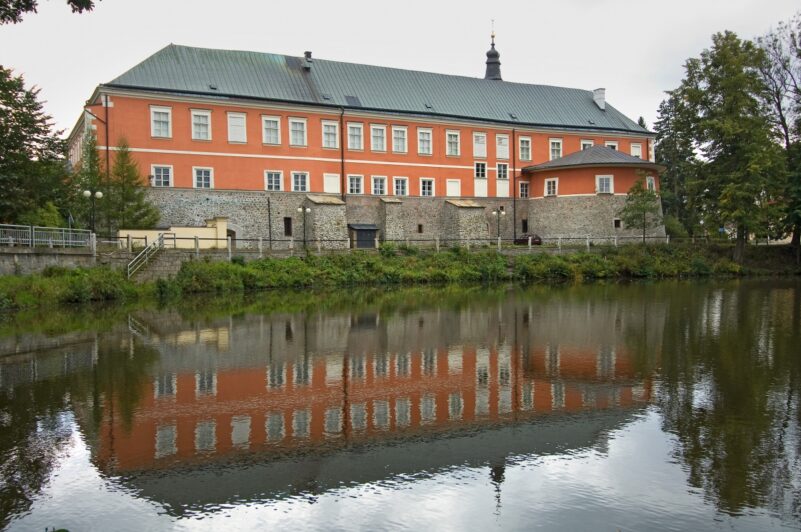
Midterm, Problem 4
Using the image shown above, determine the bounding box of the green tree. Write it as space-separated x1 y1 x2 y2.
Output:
0 0 98 24
17 201 65 227
756 13 801 249
105 140 159 231
69 132 103 230
618 178 663 242
637 116 647 129
0 66 67 223
680 31 785 262
654 90 701 234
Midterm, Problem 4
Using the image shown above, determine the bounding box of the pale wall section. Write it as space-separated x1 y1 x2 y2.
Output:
527 195 666 240
119 217 228 249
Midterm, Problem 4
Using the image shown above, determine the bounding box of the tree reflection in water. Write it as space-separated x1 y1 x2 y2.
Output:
654 280 801 519
0 281 800 527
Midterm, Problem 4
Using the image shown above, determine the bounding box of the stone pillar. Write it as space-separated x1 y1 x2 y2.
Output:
380 197 404 243
305 194 348 250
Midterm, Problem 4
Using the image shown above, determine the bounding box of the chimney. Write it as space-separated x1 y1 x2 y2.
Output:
303 51 313 71
593 88 606 110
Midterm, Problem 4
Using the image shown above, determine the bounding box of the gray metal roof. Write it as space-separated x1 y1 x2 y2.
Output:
523 145 664 173
105 44 649 134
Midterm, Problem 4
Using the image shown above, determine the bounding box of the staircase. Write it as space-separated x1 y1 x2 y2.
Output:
127 233 165 279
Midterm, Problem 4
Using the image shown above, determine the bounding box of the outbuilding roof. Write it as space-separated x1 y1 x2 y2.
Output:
522 145 664 173
105 44 649 134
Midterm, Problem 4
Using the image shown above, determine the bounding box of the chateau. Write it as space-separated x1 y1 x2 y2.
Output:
68 37 664 245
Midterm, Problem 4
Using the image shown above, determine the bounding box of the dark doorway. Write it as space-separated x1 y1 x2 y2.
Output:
226 229 236 248
348 224 379 249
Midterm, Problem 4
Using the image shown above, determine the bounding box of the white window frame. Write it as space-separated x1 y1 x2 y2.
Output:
191 109 212 141
392 126 407 153
150 106 172 138
646 175 656 191
417 127 433 155
596 174 614 194
581 139 594 150
497 163 509 180
544 178 558 197
347 122 364 151
474 162 487 179
420 177 435 197
519 181 530 198
549 138 563 161
227 112 247 143
192 166 214 189
631 143 642 159
446 130 460 156
473 132 487 158
393 176 408 196
348 174 364 195
150 165 173 187
371 124 387 152
289 117 307 147
605 140 619 150
264 170 283 191
372 175 387 195
321 120 339 149
262 115 281 145
292 171 309 192
519 136 532 161
496 134 510 160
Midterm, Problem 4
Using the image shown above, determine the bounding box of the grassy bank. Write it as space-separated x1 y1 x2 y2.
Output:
0 244 798 311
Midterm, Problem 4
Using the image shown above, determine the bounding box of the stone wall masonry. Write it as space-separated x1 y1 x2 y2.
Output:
145 189 665 248
307 203 348 249
527 195 666 240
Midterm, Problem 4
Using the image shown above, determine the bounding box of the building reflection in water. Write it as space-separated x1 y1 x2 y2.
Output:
92 295 657 478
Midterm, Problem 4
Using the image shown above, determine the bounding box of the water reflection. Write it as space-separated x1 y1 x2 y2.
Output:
1 281 799 529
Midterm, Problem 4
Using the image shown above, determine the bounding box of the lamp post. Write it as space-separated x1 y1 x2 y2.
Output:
491 208 506 239
297 206 311 250
83 189 103 233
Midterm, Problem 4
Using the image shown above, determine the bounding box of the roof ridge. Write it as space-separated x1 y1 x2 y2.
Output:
146 43 599 96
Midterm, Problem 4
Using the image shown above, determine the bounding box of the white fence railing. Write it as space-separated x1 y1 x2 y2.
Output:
0 224 92 248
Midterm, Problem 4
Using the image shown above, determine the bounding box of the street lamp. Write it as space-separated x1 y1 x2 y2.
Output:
83 189 103 233
297 206 311 249
491 208 506 239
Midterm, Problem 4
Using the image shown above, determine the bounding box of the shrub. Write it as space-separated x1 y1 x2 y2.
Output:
231 255 246 266
379 242 398 257
664 215 689 239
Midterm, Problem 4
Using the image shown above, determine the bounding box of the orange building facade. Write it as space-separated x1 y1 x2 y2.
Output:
68 41 663 241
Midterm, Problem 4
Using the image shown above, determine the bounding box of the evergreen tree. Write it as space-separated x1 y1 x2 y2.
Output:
618 179 663 243
69 132 103 230
0 66 67 223
106 140 159 231
654 90 701 234
637 116 647 129
680 31 785 263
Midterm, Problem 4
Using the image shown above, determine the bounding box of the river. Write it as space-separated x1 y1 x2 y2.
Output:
1 280 799 531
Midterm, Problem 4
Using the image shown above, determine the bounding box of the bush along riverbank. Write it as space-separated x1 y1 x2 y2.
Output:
1 244 799 310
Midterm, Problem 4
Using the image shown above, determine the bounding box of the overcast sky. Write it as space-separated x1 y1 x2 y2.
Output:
1 0 798 135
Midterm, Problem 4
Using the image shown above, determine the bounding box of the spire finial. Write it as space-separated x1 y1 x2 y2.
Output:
484 21 502 81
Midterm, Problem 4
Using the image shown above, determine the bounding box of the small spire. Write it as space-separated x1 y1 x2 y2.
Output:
485 22 502 81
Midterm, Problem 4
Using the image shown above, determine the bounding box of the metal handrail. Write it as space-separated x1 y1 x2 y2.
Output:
127 233 164 279
0 223 91 248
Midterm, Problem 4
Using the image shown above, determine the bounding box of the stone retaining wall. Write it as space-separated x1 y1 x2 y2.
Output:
527 195 666 239
145 188 666 245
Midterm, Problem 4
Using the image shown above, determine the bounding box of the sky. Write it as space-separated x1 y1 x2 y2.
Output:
1 0 799 136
